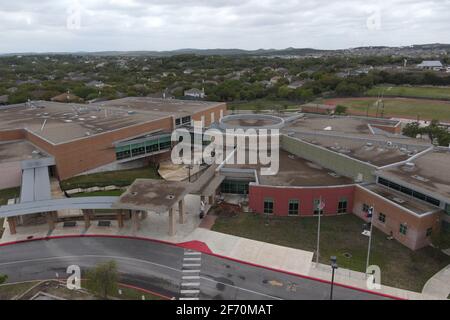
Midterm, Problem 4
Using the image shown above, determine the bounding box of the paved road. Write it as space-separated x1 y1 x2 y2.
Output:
0 237 390 300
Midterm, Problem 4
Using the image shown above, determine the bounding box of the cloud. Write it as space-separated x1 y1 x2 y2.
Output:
0 0 449 53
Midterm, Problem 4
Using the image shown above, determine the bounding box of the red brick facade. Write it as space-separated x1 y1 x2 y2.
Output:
249 184 356 216
353 185 441 250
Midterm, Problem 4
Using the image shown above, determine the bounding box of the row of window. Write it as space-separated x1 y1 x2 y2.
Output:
175 116 192 127
378 177 441 207
221 180 249 195
362 204 433 237
263 198 348 215
115 136 172 160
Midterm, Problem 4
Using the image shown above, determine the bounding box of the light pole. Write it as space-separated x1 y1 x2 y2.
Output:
365 206 374 278
316 197 325 266
330 256 338 300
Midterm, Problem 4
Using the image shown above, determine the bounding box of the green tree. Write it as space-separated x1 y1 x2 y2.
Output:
86 261 119 299
402 122 421 138
335 105 347 115
0 274 7 285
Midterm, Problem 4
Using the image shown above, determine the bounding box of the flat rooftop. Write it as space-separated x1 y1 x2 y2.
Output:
113 179 189 213
0 140 47 163
377 148 450 200
287 132 429 167
285 114 400 135
224 149 354 187
0 98 223 144
364 184 439 215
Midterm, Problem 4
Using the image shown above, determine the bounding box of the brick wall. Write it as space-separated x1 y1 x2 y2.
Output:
353 185 441 250
249 184 355 216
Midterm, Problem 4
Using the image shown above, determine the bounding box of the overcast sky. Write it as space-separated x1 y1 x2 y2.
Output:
1 0 450 53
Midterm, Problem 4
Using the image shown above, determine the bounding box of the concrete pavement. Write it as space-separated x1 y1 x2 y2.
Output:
422 264 450 299
0 237 390 300
0 192 441 300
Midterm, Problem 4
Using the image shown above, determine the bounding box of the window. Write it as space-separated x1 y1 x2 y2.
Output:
288 200 299 216
313 199 324 215
220 180 249 195
378 213 386 223
182 116 191 125
426 228 433 237
399 224 408 235
337 198 348 214
175 118 181 126
264 198 274 215
445 204 450 216
158 136 172 150
378 177 441 207
362 204 370 213
145 140 159 153
115 145 131 160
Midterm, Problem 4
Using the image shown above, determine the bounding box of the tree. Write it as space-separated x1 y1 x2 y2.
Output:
86 261 119 299
0 274 7 285
335 105 347 115
402 122 421 138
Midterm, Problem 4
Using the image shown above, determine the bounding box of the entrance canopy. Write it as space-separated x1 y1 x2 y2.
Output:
113 179 189 214
0 197 119 218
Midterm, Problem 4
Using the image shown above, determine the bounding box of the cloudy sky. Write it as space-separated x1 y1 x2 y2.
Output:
1 0 449 53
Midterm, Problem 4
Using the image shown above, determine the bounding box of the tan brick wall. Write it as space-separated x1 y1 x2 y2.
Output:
0 103 227 180
0 129 26 142
353 185 440 250
191 103 227 127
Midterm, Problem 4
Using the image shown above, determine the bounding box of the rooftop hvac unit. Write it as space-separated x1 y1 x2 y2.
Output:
392 197 406 204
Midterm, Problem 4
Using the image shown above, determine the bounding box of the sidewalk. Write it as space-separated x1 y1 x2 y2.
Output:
309 263 436 300
1 208 442 300
422 264 450 299
184 228 314 276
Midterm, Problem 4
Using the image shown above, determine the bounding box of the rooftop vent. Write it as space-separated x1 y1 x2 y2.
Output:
328 172 341 178
392 197 406 204
404 162 415 169
412 175 430 182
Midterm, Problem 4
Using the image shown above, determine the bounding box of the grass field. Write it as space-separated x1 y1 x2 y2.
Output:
324 97 450 121
71 190 124 197
0 187 20 205
367 86 450 100
60 166 160 190
0 281 40 300
212 213 450 292
0 280 166 300
228 99 300 111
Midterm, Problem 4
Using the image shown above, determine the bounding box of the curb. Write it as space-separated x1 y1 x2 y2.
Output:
0 234 404 300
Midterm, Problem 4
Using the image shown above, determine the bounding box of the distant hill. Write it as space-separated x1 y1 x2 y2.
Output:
1 43 449 57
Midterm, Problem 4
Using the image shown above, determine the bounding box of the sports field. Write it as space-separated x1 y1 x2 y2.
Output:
367 86 450 100
324 97 450 121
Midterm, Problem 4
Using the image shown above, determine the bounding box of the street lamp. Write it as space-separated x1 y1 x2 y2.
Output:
330 256 338 300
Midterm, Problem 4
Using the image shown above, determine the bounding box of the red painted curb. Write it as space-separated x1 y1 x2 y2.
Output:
178 240 213 254
118 283 172 300
0 234 404 300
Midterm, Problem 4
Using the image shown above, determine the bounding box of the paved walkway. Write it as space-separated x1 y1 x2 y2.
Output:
0 200 443 300
422 264 450 299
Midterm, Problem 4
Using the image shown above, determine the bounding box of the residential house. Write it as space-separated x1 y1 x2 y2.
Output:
184 88 206 99
416 61 444 71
